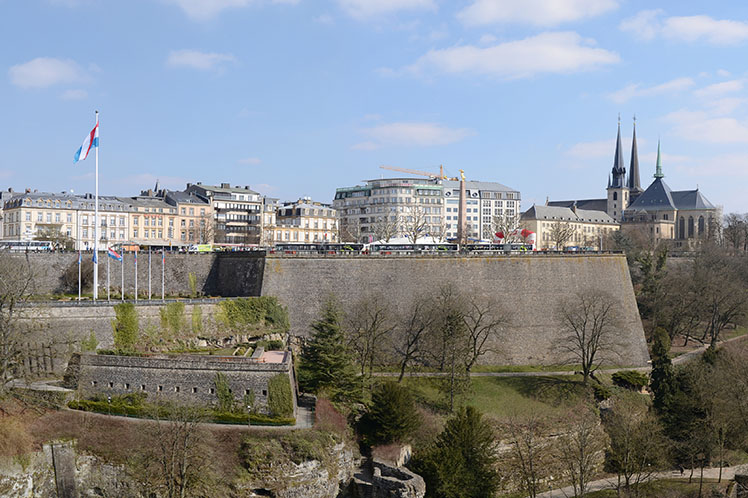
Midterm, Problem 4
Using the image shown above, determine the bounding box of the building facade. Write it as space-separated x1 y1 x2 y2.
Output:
521 204 619 250
186 182 263 245
442 179 521 241
273 198 338 244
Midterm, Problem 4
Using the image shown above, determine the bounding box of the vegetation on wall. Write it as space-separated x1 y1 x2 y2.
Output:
111 302 139 353
267 373 294 418
80 330 99 352
216 297 289 333
191 305 203 336
159 301 186 340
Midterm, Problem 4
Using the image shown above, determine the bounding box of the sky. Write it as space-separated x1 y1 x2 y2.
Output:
2 0 748 213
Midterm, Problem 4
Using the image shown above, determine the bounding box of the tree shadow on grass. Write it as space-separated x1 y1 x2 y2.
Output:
498 376 589 407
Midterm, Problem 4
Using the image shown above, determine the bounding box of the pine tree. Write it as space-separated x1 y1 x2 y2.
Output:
297 298 360 402
362 381 421 445
413 406 499 498
650 327 675 413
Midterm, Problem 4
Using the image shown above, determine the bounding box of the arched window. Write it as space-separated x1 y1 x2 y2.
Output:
613 192 618 201
679 217 685 239
698 216 705 237
688 216 694 238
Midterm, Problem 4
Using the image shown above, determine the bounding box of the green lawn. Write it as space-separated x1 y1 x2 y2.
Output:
401 374 591 418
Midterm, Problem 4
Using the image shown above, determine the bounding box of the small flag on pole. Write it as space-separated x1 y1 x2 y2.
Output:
107 247 123 261
74 122 99 163
93 251 98 264
78 251 82 265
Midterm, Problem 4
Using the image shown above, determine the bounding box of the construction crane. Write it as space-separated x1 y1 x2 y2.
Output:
379 165 454 180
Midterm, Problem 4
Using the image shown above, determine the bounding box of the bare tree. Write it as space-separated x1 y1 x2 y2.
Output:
197 213 215 245
345 295 396 390
491 214 520 242
401 205 429 244
393 296 433 382
462 296 509 372
503 413 552 498
723 213 746 253
338 216 362 243
132 404 215 498
556 404 608 498
556 289 621 384
371 214 399 243
0 251 35 392
549 221 576 250
35 224 74 250
603 392 668 497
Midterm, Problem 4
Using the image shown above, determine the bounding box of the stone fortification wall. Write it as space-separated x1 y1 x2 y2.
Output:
75 351 296 414
260 254 650 366
10 251 264 297
18 301 221 350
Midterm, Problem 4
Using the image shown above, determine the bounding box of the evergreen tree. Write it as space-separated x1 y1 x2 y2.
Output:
361 381 421 445
650 327 675 413
297 298 360 402
413 406 499 498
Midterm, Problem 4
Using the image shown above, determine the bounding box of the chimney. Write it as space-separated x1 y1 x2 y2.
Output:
221 183 230 188
571 201 577 215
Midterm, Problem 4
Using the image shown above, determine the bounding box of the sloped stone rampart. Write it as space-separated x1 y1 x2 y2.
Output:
260 254 650 366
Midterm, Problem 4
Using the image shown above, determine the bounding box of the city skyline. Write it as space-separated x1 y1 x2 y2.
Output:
3 0 748 212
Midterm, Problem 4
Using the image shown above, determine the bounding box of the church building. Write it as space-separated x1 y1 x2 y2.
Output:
523 118 721 249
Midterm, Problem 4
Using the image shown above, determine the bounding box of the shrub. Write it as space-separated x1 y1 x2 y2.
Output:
191 305 203 336
593 383 613 401
159 301 186 340
80 331 98 352
268 374 294 418
188 272 198 298
256 339 284 351
214 372 235 413
315 397 348 437
612 370 649 390
112 302 139 353
217 297 290 333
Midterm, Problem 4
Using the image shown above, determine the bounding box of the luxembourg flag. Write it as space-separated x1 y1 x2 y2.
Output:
107 247 122 261
74 122 99 163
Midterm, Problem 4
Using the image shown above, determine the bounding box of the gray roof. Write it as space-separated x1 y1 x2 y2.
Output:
522 204 616 224
548 199 608 212
627 125 642 192
188 183 259 195
165 190 210 205
442 179 516 192
670 189 716 210
626 178 676 211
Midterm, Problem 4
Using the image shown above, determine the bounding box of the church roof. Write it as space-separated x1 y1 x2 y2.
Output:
626 177 676 211
670 189 716 210
522 204 616 224
548 199 608 212
627 122 642 192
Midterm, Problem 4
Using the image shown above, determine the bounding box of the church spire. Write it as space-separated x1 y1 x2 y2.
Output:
627 116 641 191
654 140 664 179
610 115 626 188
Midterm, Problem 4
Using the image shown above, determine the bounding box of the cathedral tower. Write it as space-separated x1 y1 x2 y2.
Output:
607 117 630 222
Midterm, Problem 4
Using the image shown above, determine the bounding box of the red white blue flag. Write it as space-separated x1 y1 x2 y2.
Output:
107 247 122 261
74 122 99 163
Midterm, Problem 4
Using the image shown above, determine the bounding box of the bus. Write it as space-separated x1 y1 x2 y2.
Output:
0 240 53 252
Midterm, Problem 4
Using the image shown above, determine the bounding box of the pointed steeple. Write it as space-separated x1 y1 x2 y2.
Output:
654 140 664 179
627 116 641 191
610 116 626 188
607 174 611 188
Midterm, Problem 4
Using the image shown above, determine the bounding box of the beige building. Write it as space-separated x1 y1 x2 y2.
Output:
185 182 263 245
272 198 338 244
521 204 619 250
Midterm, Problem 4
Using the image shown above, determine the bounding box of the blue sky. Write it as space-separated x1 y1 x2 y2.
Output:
2 0 748 213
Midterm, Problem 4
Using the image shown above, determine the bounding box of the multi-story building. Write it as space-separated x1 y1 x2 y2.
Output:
185 182 263 245
272 198 338 244
0 188 19 240
2 191 132 250
334 177 445 243
127 195 175 248
521 204 619 250
164 190 213 245
260 197 280 246
442 179 521 241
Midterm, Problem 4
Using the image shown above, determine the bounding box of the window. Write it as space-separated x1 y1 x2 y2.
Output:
141 385 146 390
209 388 215 394
192 387 198 393
125 383 130 389
158 385 163 392
174 386 180 392
67 213 72 223
37 212 43 222
262 390 267 396
108 382 114 388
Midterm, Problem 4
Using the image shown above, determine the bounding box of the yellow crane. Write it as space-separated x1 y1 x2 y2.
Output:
379 165 455 180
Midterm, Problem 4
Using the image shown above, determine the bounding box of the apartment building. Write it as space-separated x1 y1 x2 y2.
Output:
185 182 262 245
442 180 522 241
273 198 338 244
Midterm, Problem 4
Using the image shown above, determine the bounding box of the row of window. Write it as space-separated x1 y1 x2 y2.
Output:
91 380 267 397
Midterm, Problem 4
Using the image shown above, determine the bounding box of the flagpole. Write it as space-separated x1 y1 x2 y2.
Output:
148 248 152 300
106 248 110 302
135 250 138 302
121 249 125 301
92 110 99 301
77 250 81 301
161 249 165 301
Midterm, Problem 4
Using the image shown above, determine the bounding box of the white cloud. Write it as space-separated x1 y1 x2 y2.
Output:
479 34 497 44
166 50 236 71
406 32 619 79
337 0 435 20
619 9 662 41
621 11 748 45
458 0 617 27
354 122 472 149
717 69 731 78
608 77 694 104
663 109 748 144
60 89 88 100
663 15 748 45
703 97 747 115
163 0 297 21
9 57 86 89
238 157 262 165
314 13 334 24
693 79 744 98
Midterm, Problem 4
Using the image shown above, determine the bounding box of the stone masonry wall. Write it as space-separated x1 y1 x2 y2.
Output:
75 352 296 414
260 254 650 366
